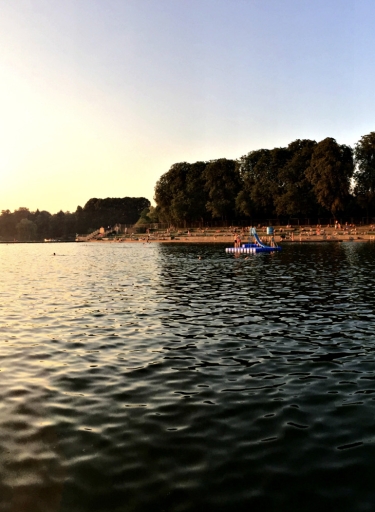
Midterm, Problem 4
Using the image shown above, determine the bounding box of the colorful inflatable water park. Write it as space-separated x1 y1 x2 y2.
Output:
225 227 281 254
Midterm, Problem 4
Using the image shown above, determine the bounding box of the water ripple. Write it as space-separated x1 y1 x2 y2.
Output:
1 241 375 510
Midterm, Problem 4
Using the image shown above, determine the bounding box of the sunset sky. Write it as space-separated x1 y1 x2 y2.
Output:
1 0 375 214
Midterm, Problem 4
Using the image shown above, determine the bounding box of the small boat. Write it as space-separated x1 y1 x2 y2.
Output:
225 227 281 254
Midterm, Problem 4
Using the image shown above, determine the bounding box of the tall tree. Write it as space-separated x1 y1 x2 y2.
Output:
50 211 67 238
305 138 354 217
16 218 37 241
0 210 16 239
354 131 375 219
154 162 191 224
154 162 209 225
274 139 317 217
237 149 269 218
34 210 52 240
82 197 150 228
238 148 288 218
75 206 86 235
13 207 31 223
185 161 209 224
204 158 241 220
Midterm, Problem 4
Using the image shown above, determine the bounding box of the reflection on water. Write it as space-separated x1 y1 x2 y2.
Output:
1 241 375 511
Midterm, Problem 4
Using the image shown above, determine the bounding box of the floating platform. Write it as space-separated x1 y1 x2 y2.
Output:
226 228 281 254
225 246 281 253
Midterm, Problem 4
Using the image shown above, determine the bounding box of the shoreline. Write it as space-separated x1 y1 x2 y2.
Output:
85 233 375 244
3 227 375 244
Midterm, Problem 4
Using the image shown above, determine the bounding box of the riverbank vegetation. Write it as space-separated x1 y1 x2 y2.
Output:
2 132 375 241
154 133 375 226
0 197 150 241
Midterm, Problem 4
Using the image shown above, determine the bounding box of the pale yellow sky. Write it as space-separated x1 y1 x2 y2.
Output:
0 25 171 213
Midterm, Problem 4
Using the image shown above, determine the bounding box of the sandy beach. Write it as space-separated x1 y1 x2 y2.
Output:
89 225 375 244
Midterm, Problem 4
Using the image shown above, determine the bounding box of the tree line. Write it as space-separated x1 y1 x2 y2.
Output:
154 133 375 225
0 197 150 241
3 132 375 240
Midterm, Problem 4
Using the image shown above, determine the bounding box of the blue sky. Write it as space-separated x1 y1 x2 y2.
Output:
1 0 375 213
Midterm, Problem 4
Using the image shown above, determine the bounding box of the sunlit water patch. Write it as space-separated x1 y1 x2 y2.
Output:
1 241 375 511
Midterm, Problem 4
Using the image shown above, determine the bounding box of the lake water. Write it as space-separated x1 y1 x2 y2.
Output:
1 241 375 512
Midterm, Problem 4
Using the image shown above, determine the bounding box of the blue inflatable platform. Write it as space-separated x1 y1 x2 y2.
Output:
226 228 281 254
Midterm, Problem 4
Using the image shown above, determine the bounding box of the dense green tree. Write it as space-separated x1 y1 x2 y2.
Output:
147 206 159 223
354 132 375 219
64 212 78 238
16 218 37 241
185 161 208 223
75 206 86 235
274 139 317 217
204 158 240 220
134 206 159 226
154 162 209 225
0 210 16 238
0 208 31 240
238 148 288 217
82 197 150 228
0 197 151 240
237 150 268 218
170 189 191 225
267 147 290 213
154 162 190 224
34 210 52 240
13 207 30 223
154 172 173 223
235 189 255 218
305 138 354 217
50 211 67 238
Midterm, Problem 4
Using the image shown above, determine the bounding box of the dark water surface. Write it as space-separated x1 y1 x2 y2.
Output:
1 241 375 511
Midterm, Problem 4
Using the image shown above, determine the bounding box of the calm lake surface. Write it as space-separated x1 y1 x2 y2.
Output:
1 241 375 512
